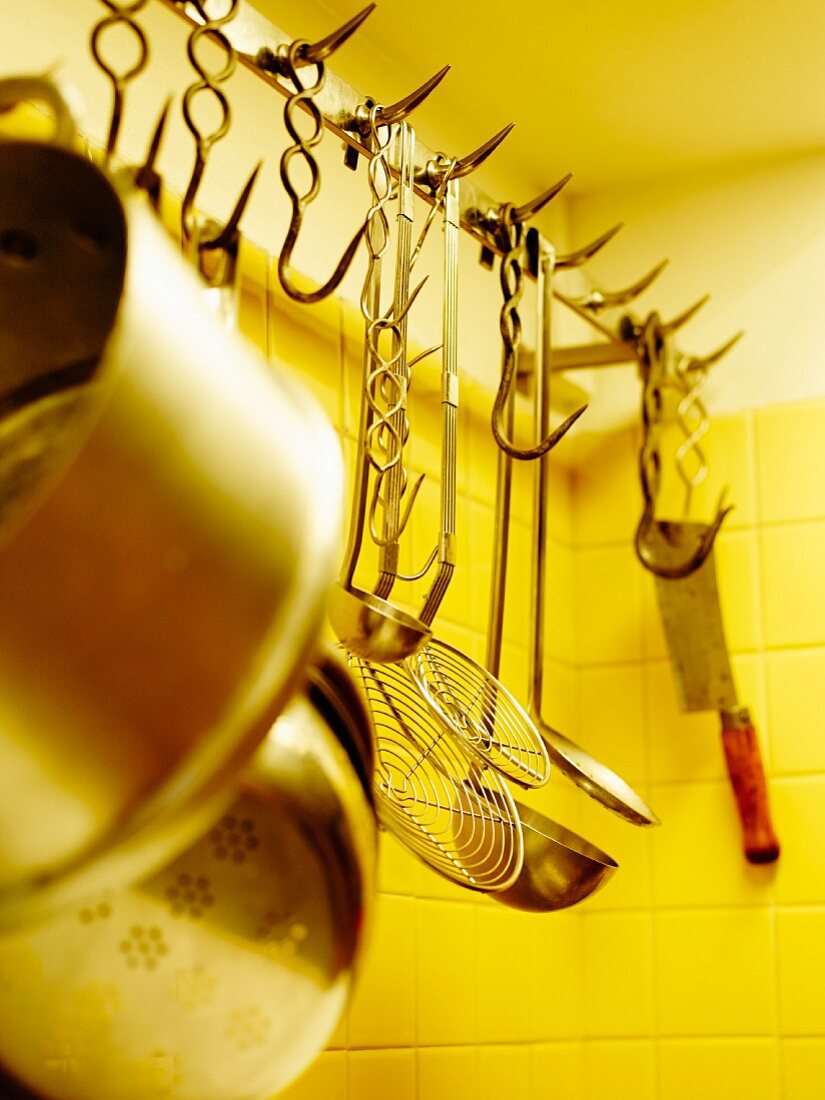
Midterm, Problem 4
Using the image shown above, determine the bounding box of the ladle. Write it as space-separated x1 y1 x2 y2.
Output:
329 117 433 662
496 802 618 912
409 197 577 789
527 231 660 827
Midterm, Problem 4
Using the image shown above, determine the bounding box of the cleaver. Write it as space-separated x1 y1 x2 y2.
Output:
654 522 780 864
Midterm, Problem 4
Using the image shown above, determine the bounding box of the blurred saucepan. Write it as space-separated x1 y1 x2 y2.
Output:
0 647 377 1100
0 76 343 928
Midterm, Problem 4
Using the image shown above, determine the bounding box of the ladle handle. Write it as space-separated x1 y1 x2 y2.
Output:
720 707 780 864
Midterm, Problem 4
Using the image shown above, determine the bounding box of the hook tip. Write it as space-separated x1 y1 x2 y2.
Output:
515 172 573 222
305 3 376 63
453 121 514 178
377 64 450 124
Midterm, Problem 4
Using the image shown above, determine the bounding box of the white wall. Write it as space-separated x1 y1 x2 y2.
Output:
564 153 825 433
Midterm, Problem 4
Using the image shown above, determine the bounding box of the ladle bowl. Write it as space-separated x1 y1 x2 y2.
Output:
496 802 618 912
327 583 431 663
536 726 660 827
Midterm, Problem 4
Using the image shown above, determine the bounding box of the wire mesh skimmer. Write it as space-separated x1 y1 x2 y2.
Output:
348 654 523 892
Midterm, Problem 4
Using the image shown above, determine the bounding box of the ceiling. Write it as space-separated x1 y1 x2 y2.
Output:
250 0 825 199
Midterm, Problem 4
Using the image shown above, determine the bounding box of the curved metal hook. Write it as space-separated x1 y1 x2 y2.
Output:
635 493 733 579
132 96 171 210
662 294 710 334
255 5 375 76
200 160 262 255
511 174 572 224
556 223 623 270
375 65 451 125
419 123 513 190
469 175 572 252
277 37 367 304
684 330 744 372
299 3 375 64
492 401 588 461
573 259 668 312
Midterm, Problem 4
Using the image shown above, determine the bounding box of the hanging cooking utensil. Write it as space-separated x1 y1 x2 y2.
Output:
629 317 778 862
0 73 343 929
0 665 377 1100
523 228 659 826
340 132 526 891
328 108 436 663
409 193 582 789
654 527 779 863
496 801 617 912
348 652 523 892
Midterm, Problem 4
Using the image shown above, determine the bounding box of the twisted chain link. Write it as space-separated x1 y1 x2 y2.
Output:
637 316 666 516
180 0 238 241
359 116 420 549
279 42 325 217
90 0 149 162
673 351 710 515
496 204 525 408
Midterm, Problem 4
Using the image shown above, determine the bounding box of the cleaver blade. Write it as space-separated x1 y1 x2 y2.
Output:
653 522 779 865
653 524 736 712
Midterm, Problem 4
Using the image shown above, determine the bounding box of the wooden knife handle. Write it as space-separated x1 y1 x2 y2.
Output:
720 708 780 864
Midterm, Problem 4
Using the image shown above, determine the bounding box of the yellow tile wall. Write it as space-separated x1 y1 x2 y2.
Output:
571 403 825 1098
237 232 825 1097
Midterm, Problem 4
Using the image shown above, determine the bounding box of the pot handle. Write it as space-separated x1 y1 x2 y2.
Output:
0 75 76 149
720 707 780 864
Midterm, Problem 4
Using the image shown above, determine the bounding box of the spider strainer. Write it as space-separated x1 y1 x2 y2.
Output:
409 640 550 786
348 655 523 892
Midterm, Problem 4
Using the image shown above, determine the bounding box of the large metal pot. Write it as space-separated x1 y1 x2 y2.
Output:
0 92 343 927
0 656 377 1100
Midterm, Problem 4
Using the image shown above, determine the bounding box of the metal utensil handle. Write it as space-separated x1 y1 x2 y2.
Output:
340 109 392 588
485 378 514 679
420 174 459 626
720 706 780 864
374 120 416 596
528 235 555 715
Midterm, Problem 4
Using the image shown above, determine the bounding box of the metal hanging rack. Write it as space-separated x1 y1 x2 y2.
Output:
158 0 529 253
156 1 739 388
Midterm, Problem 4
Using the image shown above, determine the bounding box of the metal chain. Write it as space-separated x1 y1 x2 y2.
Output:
180 0 238 242
90 0 150 163
361 118 421 550
637 315 666 517
496 203 525 413
673 349 710 516
279 42 326 225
